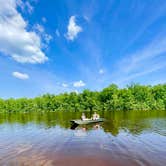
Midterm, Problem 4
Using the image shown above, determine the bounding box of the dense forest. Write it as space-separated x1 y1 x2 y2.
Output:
0 84 166 113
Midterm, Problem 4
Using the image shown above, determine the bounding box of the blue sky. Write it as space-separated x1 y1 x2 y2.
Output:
0 0 166 98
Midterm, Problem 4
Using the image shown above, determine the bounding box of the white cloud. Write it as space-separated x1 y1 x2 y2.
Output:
62 83 68 87
44 33 52 44
116 62 166 85
99 69 104 74
16 0 24 10
118 37 166 74
33 23 52 45
42 17 47 23
73 80 86 87
109 36 166 85
83 15 90 22
0 0 48 64
25 1 33 14
33 24 44 33
12 71 29 80
65 16 82 41
16 0 34 14
56 29 60 37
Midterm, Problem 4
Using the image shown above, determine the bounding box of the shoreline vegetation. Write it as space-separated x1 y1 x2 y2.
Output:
0 84 165 113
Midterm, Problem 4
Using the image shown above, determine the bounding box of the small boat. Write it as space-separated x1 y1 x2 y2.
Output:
70 118 105 125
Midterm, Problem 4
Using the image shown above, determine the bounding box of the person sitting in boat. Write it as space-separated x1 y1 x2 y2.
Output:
96 113 100 119
92 112 100 120
81 113 87 121
92 112 96 120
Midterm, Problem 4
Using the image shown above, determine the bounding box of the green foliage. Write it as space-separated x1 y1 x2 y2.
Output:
0 83 166 113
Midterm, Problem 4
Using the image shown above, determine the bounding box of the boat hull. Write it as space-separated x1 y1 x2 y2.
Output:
70 118 104 125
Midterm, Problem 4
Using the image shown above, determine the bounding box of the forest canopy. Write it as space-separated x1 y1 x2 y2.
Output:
0 84 166 113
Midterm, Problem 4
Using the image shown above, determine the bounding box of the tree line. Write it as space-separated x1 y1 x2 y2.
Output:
0 84 165 113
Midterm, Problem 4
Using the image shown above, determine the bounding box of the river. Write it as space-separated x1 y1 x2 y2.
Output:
0 110 166 166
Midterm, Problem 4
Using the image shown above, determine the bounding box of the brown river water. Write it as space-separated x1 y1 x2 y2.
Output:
0 110 166 166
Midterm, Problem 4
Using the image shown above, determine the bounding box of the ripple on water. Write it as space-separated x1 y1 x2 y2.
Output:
0 111 166 166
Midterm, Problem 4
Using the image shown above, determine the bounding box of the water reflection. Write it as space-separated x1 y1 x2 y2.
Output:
0 111 166 136
0 110 166 166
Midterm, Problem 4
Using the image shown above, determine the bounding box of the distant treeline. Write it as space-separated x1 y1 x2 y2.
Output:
0 84 166 113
